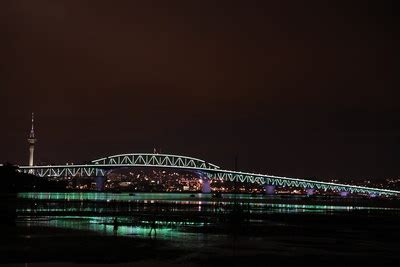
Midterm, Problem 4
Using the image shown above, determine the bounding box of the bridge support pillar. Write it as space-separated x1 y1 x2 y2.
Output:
201 179 211 193
264 185 276 195
306 189 315 196
95 176 106 191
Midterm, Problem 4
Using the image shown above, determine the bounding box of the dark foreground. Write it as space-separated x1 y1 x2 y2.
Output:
1 193 400 266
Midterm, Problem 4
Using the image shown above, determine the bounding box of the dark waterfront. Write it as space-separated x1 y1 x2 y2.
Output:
2 192 400 266
2 0 399 266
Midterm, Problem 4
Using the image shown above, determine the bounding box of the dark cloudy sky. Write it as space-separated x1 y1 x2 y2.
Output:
0 0 399 180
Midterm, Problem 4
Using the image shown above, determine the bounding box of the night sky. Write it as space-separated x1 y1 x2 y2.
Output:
1 1 399 180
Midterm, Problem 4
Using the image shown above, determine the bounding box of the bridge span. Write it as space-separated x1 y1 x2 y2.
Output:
18 153 400 197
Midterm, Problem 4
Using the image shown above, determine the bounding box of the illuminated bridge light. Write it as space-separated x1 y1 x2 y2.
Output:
17 152 400 198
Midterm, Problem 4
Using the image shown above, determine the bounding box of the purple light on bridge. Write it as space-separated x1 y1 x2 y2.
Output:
264 185 276 195
201 179 211 193
306 189 315 196
95 176 106 191
340 191 349 197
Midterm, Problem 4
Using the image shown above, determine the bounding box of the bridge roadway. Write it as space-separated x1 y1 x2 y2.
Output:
17 153 400 197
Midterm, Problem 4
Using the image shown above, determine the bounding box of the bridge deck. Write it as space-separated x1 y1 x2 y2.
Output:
16 153 400 197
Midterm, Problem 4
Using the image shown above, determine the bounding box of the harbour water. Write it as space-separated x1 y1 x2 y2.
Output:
3 192 400 265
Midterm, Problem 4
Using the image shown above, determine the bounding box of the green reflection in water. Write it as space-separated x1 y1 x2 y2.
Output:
18 215 212 243
17 192 398 214
19 192 216 201
15 192 400 245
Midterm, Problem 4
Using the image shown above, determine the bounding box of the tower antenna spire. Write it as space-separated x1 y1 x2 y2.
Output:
28 112 37 166
30 112 35 137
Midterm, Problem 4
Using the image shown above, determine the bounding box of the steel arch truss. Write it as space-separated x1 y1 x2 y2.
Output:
19 153 220 178
91 153 220 170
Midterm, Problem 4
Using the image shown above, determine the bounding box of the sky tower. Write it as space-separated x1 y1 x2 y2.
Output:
28 113 37 166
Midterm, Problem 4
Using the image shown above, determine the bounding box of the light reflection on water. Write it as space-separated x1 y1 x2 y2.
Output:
16 192 400 243
17 192 398 214
17 215 222 245
19 192 267 201
16 204 396 214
